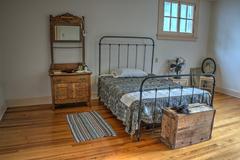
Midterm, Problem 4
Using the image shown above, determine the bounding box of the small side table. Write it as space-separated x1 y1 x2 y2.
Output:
169 77 189 86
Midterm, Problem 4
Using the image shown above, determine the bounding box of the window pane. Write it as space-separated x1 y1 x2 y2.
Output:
180 19 186 32
187 5 194 19
171 2 178 17
186 20 193 33
163 17 170 31
164 2 171 17
180 4 187 18
170 18 177 32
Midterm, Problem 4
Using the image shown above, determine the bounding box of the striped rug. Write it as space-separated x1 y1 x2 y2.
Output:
66 111 116 143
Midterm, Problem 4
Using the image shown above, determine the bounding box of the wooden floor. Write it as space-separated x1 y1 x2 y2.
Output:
0 93 240 160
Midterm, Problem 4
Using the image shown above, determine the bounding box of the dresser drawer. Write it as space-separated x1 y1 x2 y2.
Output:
54 84 68 100
50 73 92 107
74 84 89 99
53 75 89 84
54 83 89 103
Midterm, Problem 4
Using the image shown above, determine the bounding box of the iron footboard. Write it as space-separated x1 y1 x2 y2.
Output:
136 74 216 141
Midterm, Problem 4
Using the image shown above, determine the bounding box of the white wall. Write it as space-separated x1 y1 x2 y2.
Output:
208 0 240 97
0 0 211 104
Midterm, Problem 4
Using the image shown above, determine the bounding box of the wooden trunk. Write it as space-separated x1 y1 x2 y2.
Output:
160 104 216 149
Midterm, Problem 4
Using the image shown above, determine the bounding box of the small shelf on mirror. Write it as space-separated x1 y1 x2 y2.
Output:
53 40 81 43
53 46 83 49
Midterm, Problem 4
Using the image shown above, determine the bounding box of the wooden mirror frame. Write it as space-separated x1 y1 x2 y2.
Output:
50 13 86 64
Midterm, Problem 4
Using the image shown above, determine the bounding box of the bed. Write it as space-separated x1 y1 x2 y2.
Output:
98 36 215 140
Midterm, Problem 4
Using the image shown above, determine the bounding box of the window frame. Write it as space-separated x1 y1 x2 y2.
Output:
157 0 200 41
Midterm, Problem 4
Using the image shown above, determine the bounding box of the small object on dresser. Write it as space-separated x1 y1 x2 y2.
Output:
83 64 89 71
53 70 62 74
62 69 77 73
160 104 215 149
77 64 90 73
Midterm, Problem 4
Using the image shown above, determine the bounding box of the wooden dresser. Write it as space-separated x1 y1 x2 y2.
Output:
50 72 91 108
49 13 91 109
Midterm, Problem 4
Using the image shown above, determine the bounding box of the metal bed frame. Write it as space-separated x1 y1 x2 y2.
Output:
98 36 216 141
99 36 155 74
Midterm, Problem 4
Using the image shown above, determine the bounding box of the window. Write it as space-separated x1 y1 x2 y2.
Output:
157 0 200 40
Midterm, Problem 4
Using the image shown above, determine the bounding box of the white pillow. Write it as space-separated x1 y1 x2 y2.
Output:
99 73 113 77
112 68 147 78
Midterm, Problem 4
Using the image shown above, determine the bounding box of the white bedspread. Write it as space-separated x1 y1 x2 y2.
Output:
120 88 209 107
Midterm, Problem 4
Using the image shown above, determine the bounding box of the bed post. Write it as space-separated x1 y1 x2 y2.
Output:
98 37 104 98
150 39 155 74
211 75 216 107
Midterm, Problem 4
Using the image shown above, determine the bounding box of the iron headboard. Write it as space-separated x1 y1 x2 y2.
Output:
99 36 155 75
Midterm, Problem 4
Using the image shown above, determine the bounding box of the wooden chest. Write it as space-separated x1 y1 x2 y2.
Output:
160 104 216 149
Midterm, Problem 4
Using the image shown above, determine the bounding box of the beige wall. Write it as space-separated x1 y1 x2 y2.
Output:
0 23 6 117
0 49 4 108
0 57 6 118
0 0 211 104
208 0 240 97
0 50 4 106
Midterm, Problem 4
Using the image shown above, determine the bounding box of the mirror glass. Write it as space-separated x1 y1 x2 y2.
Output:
55 26 80 41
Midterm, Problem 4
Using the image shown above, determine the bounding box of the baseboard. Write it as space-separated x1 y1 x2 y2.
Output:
216 87 240 98
6 96 52 108
0 103 7 121
6 93 99 108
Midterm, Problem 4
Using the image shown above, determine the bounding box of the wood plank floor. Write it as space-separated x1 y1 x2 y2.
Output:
0 93 240 160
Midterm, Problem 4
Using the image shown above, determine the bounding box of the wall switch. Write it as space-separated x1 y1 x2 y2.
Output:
155 58 159 63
